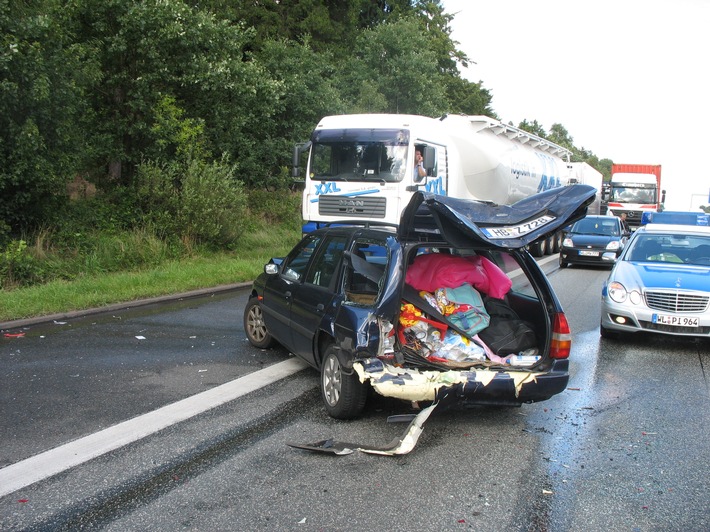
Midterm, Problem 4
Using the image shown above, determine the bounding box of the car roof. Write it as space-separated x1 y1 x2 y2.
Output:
635 224 710 236
398 185 596 249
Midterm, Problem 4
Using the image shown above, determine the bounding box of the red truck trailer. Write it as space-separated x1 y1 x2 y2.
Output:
607 163 664 228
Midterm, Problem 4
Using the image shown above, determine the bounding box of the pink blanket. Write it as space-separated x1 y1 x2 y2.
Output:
405 253 512 299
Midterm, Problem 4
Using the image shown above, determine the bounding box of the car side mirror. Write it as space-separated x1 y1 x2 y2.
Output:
265 263 279 275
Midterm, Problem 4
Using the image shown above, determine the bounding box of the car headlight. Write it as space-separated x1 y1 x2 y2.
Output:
629 290 643 305
608 281 627 303
606 241 620 251
562 237 574 247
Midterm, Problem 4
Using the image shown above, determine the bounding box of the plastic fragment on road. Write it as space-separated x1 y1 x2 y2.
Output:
287 388 462 456
3 332 25 338
135 335 146 340
287 402 438 456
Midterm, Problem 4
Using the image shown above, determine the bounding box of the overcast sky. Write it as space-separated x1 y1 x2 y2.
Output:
442 0 710 210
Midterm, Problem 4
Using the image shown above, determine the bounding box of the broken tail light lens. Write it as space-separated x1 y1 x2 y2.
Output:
550 312 571 359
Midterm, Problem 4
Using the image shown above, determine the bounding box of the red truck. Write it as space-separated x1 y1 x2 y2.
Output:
607 163 664 228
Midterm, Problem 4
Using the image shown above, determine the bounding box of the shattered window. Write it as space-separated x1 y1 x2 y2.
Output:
344 239 388 305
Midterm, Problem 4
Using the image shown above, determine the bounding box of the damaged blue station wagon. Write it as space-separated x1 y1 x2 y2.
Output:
244 186 595 421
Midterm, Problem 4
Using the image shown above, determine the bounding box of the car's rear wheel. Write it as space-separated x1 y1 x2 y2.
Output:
244 298 276 349
320 345 367 419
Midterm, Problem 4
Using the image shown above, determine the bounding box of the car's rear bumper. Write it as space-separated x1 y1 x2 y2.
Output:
354 358 569 405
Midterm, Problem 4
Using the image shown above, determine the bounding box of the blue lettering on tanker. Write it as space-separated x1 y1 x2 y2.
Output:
535 153 562 193
425 176 446 195
310 182 380 203
314 181 342 195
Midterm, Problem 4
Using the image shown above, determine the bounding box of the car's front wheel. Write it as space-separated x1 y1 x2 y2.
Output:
320 345 367 419
559 256 568 268
243 298 276 349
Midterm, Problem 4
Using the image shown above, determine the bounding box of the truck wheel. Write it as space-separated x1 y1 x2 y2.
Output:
530 239 546 258
320 345 367 419
244 298 276 349
545 235 555 255
552 232 563 253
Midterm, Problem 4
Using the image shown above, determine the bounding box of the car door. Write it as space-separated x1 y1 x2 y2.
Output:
289 234 348 364
261 234 322 352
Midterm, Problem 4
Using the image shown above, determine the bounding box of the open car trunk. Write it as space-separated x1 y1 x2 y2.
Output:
346 186 596 405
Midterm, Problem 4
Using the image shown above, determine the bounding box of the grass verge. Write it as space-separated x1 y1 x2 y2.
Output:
0 232 298 323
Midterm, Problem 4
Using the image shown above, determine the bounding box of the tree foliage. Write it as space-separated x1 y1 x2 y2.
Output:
0 0 611 240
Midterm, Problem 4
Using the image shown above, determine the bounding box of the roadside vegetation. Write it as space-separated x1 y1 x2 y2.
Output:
1 1 613 321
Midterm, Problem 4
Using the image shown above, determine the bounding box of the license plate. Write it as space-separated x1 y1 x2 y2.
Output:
652 314 699 327
481 215 556 239
579 250 600 257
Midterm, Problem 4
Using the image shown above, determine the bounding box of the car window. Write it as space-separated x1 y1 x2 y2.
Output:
626 234 710 264
305 235 347 288
344 238 388 305
282 234 321 281
486 250 536 297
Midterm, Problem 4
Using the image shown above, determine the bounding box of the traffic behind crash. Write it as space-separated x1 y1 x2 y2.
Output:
245 186 596 420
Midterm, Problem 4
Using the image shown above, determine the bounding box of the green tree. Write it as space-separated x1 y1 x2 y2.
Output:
0 0 100 236
518 119 548 138
74 0 280 187
341 16 446 115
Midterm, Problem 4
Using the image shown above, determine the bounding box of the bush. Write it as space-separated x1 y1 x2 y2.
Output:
0 240 45 288
247 187 302 230
135 158 248 248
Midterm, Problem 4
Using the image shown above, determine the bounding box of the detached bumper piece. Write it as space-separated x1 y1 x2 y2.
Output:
287 389 456 456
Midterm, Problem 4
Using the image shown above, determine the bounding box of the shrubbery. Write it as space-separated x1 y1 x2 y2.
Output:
0 159 302 290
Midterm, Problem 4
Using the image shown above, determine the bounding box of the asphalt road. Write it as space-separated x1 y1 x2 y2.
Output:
1 261 709 531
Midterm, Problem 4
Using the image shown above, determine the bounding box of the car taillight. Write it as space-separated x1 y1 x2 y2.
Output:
550 312 571 359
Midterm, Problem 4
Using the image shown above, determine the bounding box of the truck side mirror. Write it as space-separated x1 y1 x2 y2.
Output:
292 141 311 179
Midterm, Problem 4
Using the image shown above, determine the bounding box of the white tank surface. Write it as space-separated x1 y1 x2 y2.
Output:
439 115 571 205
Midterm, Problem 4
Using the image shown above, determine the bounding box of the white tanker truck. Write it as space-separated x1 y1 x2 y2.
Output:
294 114 591 256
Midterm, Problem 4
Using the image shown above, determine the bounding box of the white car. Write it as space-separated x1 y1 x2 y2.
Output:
600 217 710 339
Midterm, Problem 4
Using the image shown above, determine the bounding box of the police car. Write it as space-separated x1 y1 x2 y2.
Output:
600 211 710 339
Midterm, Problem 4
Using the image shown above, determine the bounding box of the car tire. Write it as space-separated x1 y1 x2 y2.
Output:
243 298 276 349
559 257 568 268
320 345 367 420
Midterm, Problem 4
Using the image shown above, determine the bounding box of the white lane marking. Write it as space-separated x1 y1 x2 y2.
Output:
0 358 308 498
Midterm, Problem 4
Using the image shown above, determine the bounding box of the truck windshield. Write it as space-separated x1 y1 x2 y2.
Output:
611 186 656 204
310 128 409 183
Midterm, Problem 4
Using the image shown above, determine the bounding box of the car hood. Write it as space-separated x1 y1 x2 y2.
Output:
612 261 710 292
568 234 617 247
398 185 596 249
